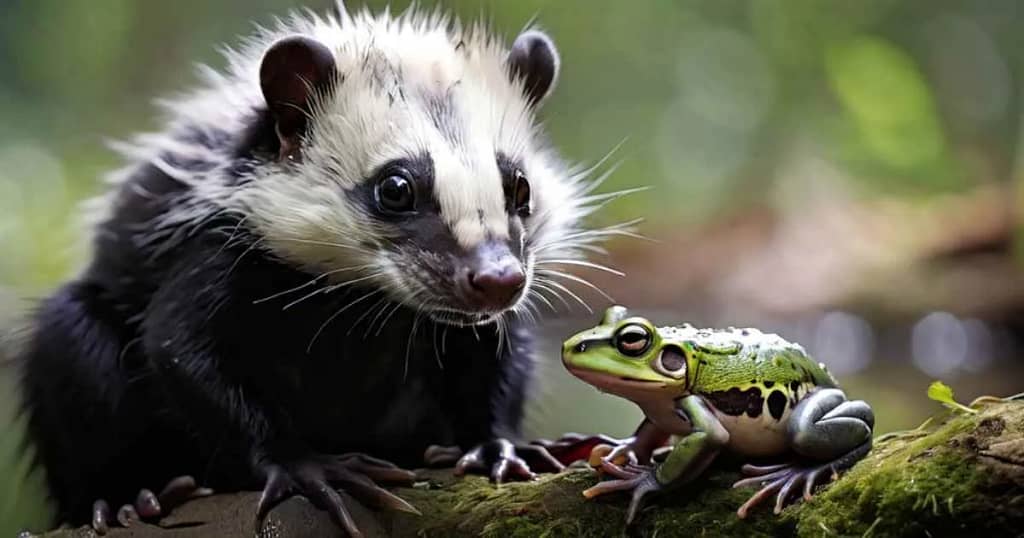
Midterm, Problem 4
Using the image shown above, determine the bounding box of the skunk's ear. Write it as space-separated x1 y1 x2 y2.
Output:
506 30 560 107
259 35 336 161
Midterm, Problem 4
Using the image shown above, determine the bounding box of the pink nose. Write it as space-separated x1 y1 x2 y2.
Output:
468 266 526 309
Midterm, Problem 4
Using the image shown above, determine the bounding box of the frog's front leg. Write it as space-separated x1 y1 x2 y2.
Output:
733 388 874 517
582 395 729 524
588 418 671 470
514 419 671 472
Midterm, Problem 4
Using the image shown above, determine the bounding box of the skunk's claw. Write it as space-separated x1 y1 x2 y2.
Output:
254 453 418 538
90 475 213 534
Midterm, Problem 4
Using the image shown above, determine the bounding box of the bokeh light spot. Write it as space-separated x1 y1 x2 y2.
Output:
911 311 968 378
811 311 874 376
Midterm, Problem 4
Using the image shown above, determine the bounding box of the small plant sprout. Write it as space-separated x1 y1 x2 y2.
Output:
926 381 977 415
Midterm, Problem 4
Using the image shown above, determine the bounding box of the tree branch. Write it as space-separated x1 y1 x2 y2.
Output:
31 400 1024 537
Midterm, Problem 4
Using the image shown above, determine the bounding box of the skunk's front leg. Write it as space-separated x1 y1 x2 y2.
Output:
143 250 417 537
253 451 419 535
436 324 568 483
145 318 418 536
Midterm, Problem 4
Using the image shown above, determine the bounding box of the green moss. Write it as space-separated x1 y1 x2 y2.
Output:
404 402 1022 537
394 465 793 537
31 401 1024 538
792 403 1021 537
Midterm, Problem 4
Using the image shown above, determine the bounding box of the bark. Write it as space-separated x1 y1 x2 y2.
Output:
30 400 1024 538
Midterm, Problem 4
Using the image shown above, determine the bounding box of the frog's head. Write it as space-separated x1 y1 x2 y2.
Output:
561 306 692 402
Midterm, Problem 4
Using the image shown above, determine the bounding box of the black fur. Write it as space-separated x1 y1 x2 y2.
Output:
18 157 534 526
16 16 572 529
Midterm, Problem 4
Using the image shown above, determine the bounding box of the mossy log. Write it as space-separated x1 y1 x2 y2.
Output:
32 400 1024 538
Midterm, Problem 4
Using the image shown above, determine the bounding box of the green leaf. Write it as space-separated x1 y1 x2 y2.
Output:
927 380 954 404
927 381 977 414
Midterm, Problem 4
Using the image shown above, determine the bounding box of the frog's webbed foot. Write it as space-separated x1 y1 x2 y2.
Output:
454 438 566 483
732 459 835 517
91 475 214 534
590 442 639 468
580 397 730 525
255 453 418 538
542 420 671 472
582 466 662 524
588 442 666 480
732 388 874 518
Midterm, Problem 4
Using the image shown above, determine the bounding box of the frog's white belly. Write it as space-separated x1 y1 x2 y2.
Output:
713 406 792 457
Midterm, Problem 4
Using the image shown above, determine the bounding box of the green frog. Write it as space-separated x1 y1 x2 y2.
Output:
559 305 874 522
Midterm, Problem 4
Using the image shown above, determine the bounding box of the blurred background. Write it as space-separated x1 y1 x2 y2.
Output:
1 0 1023 534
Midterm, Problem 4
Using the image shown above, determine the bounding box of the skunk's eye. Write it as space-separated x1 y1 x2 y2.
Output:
512 168 531 217
376 171 416 213
614 324 651 357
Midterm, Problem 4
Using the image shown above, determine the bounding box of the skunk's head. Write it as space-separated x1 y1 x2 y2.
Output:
233 8 597 326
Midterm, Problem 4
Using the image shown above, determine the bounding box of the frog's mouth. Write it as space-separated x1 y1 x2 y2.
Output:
566 367 668 395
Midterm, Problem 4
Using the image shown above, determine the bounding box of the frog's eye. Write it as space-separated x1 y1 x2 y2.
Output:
614 324 651 357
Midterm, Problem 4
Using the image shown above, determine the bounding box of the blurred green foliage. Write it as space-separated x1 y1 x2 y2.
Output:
826 37 947 173
1 0 1022 534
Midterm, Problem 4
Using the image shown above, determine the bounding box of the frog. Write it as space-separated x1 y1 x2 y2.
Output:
559 305 875 523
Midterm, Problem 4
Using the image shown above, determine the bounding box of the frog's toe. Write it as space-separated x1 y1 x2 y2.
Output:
733 461 842 517
770 463 837 513
532 433 631 468
735 473 791 518
596 459 637 479
739 462 793 476
588 443 616 467
773 471 809 514
625 471 662 524
582 469 661 524
602 443 641 467
733 466 796 489
582 474 637 498
802 467 829 501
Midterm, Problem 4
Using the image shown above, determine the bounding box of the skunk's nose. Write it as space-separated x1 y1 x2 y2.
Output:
460 243 526 311
469 266 525 308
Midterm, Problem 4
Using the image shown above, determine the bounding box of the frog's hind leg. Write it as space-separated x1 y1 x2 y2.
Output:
732 388 874 517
